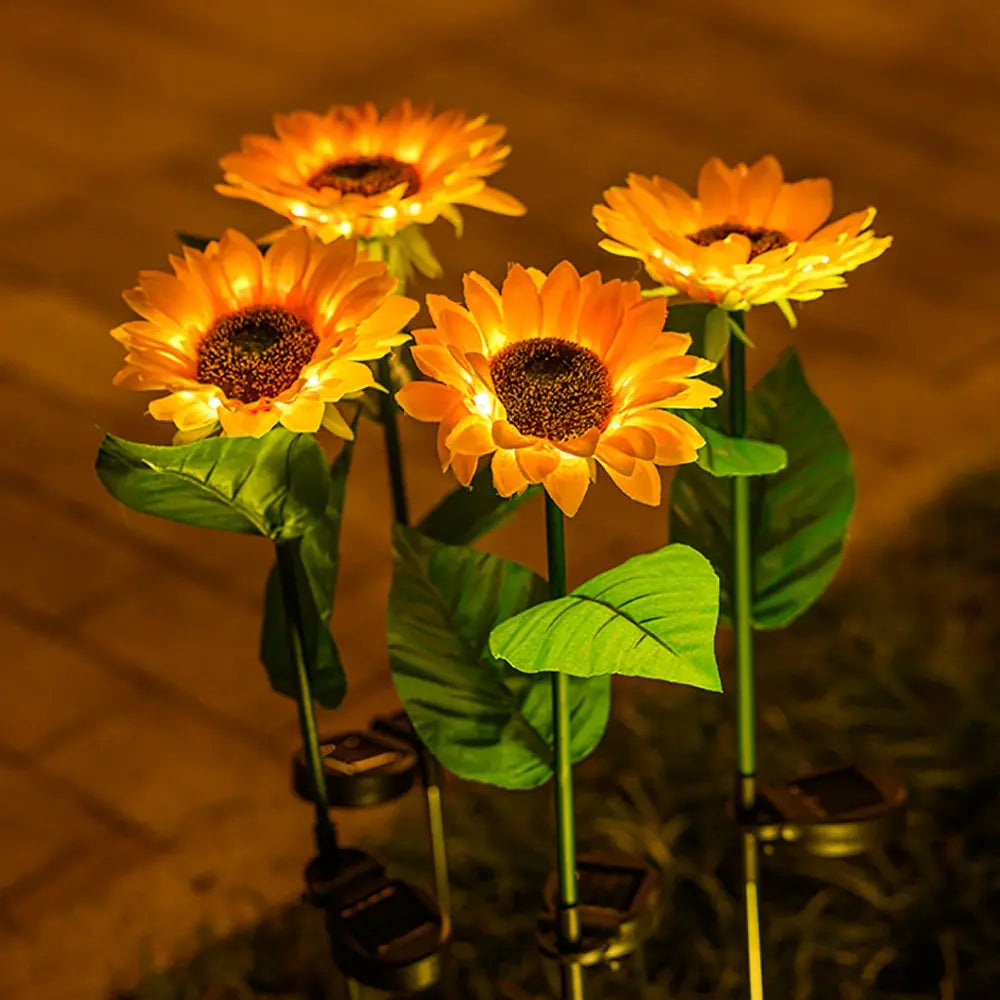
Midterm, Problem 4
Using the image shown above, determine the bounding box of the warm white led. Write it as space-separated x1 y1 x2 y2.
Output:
473 391 492 417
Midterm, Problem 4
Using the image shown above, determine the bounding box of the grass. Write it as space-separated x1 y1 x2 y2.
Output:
121 469 1000 999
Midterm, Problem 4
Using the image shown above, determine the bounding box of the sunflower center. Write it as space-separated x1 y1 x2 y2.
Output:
307 156 420 197
489 338 613 441
687 223 790 260
197 305 318 404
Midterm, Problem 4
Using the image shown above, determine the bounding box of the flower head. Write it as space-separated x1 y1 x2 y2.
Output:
112 228 418 439
397 262 721 516
217 101 525 242
594 155 891 312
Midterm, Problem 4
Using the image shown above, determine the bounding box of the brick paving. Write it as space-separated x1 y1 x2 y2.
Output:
1 0 998 996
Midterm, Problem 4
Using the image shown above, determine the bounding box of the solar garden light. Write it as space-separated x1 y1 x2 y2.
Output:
597 156 895 1000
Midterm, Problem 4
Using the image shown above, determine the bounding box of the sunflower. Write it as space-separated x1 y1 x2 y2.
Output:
112 228 418 439
396 262 721 516
594 155 891 313
216 100 525 245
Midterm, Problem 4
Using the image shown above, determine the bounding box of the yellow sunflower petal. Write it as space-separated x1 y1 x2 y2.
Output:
596 439 637 477
279 396 326 433
218 405 281 438
397 381 461 421
492 419 535 450
517 446 561 483
697 157 739 221
446 414 495 455
451 452 479 487
492 448 529 497
539 261 582 340
463 271 506 348
737 155 784 225
767 178 833 241
543 458 590 517
604 459 662 507
501 265 543 342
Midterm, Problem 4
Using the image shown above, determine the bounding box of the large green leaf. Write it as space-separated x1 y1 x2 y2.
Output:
689 415 788 478
388 526 611 790
670 349 855 628
258 431 357 709
95 429 330 540
490 545 721 692
418 465 542 546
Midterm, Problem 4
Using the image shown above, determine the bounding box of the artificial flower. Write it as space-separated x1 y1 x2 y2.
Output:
217 100 525 244
594 155 891 313
397 262 721 516
112 227 418 439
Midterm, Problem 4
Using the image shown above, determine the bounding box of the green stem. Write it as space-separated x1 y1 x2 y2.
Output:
377 353 409 526
728 320 757 807
728 314 764 1000
276 538 337 858
545 496 585 1000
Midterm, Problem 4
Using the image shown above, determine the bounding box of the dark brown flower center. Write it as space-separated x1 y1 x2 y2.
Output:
489 338 613 441
687 223 790 260
307 156 420 197
197 305 318 404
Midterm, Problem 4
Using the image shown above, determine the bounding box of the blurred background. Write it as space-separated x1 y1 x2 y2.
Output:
1 0 999 997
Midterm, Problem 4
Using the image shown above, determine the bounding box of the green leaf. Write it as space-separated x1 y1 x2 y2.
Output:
689 415 788 477
418 465 541 546
95 429 330 540
388 526 611 790
727 311 755 348
703 307 731 363
258 430 357 709
669 349 855 628
490 544 721 692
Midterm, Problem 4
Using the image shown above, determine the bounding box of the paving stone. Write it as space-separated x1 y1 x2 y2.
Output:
0 614 138 757
0 485 142 618
37 692 288 841
74 569 294 740
0 757 108 902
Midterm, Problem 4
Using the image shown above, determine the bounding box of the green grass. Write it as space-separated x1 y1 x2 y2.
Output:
121 469 1000 1000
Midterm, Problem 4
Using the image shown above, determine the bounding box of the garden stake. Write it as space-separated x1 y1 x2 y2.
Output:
728 315 765 1000
371 239 453 929
545 495 585 1000
276 537 338 859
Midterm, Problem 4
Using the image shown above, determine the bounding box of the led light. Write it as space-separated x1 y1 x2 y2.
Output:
290 203 308 218
317 213 331 224
336 221 353 237
379 205 398 220
473 391 492 417
407 202 422 216
208 397 222 410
